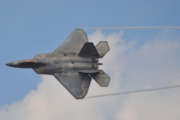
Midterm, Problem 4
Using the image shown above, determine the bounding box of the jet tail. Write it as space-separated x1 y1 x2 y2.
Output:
90 70 110 87
78 41 110 58
96 41 110 58
78 42 100 58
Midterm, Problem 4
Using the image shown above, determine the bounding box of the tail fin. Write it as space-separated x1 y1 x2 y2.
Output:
96 41 110 58
78 42 100 58
91 70 110 87
78 41 110 58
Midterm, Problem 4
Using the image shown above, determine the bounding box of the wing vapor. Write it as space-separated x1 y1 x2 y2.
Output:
85 84 180 99
85 26 180 30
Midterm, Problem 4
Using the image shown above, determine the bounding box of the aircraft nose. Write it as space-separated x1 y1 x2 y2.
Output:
6 59 38 68
6 61 18 67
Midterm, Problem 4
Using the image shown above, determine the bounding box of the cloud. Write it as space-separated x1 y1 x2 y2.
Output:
0 30 180 120
115 32 180 120
117 91 180 120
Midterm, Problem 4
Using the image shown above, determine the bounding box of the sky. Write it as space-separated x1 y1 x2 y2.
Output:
0 0 180 119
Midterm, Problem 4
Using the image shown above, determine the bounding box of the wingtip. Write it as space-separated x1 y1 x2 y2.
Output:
74 28 86 33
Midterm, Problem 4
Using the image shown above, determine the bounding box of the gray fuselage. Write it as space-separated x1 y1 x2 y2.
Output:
33 53 99 74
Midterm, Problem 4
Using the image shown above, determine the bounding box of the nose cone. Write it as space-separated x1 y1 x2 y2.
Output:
6 59 38 68
6 62 19 67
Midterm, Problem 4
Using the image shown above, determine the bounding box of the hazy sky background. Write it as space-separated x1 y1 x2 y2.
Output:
0 0 180 119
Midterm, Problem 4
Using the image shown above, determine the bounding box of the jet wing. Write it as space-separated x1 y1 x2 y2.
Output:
54 72 91 99
53 29 88 55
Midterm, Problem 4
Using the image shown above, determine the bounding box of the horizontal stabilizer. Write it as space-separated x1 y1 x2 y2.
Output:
91 70 110 87
78 42 100 58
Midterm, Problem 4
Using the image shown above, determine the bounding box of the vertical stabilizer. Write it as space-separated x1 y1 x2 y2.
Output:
96 41 110 58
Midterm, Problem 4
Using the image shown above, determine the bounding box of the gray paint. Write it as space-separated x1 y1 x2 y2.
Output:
6 29 110 99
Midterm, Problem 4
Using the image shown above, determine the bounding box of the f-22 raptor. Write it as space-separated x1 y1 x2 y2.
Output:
7 29 110 99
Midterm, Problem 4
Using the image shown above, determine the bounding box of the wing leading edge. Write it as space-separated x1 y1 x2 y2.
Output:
54 72 91 99
53 29 88 55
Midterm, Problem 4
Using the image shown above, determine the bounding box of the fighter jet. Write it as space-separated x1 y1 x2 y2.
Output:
6 29 110 99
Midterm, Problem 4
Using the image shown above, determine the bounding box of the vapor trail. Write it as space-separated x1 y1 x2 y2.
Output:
85 26 180 30
85 85 180 99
